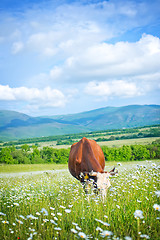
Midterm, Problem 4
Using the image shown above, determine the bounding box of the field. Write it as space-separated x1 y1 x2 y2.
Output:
0 164 67 174
0 160 160 240
6 137 159 151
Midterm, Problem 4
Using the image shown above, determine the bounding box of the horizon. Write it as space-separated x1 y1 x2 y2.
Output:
0 0 160 116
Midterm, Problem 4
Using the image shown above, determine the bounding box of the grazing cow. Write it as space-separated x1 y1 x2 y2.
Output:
68 137 118 197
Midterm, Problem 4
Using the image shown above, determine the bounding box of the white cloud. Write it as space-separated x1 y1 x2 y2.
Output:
5 0 155 58
0 85 67 108
28 34 160 101
47 34 160 89
50 66 62 80
64 34 160 78
84 80 142 98
0 85 15 100
11 41 24 54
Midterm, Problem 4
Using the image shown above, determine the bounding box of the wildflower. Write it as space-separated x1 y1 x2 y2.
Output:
140 234 150 239
151 163 156 167
19 215 26 220
43 219 49 223
116 205 120 209
13 203 19 206
60 205 66 209
100 230 113 238
2 220 9 224
57 212 62 216
71 228 78 234
153 204 160 211
96 226 103 232
155 191 160 197
76 226 82 230
134 210 144 219
102 222 110 226
95 218 110 226
50 219 57 225
54 217 58 221
27 233 33 240
68 204 73 208
41 208 48 216
78 232 87 239
29 228 36 232
27 214 38 220
36 212 41 216
0 212 6 216
117 163 122 166
72 222 78 226
125 236 132 240
65 209 71 213
16 218 23 224
54 227 61 231
50 207 55 210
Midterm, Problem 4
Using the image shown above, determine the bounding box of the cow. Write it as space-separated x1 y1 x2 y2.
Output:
68 137 118 198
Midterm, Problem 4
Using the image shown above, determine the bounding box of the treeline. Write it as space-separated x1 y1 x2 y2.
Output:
96 127 160 142
56 127 160 145
0 140 160 164
102 140 160 161
0 145 70 164
2 124 160 146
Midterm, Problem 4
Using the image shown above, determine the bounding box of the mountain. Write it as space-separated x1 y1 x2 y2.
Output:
0 105 160 141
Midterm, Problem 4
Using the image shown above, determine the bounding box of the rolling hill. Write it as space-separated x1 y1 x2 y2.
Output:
0 105 160 141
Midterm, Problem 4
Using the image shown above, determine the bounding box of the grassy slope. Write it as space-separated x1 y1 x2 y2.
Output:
0 110 30 127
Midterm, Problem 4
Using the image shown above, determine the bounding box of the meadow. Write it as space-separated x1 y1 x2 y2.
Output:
0 160 160 240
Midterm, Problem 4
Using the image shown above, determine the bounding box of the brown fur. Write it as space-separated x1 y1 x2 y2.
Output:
68 137 105 180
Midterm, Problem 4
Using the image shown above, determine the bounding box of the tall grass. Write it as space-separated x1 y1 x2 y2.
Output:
0 160 160 239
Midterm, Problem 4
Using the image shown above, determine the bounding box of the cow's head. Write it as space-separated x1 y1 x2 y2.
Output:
89 167 118 191
80 167 118 197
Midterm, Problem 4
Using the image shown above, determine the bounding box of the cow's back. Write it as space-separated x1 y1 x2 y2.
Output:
68 137 105 179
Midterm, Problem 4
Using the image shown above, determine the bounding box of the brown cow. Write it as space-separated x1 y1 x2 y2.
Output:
68 137 118 197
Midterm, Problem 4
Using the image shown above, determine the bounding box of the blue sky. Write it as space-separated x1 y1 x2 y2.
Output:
0 0 160 116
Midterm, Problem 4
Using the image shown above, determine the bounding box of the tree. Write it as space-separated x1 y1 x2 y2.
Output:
21 144 30 152
131 145 150 161
0 147 14 164
41 147 56 163
11 149 31 164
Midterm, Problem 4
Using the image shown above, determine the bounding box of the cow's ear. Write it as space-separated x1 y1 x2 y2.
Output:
109 167 115 173
110 170 118 176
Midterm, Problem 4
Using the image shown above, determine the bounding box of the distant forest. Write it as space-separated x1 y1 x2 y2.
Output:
1 124 160 146
0 139 159 164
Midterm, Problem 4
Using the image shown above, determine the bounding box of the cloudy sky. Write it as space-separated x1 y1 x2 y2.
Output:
0 0 160 116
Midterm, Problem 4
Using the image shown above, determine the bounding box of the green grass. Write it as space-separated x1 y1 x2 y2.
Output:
0 160 160 239
99 137 160 148
0 163 67 173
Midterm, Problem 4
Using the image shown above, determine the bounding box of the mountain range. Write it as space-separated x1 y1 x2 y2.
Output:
0 105 160 141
